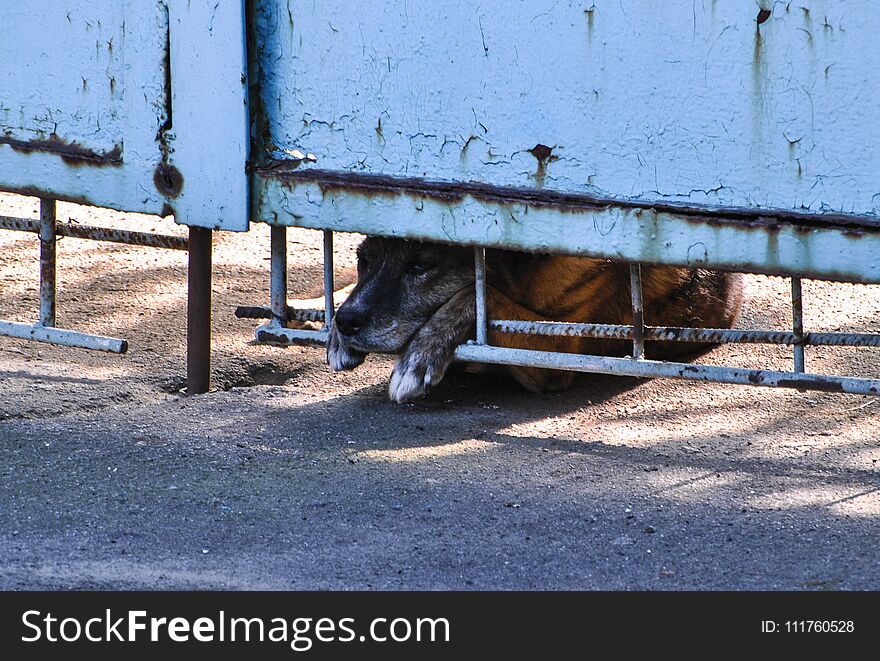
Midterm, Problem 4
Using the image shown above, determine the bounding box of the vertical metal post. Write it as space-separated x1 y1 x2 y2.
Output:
38 198 56 327
323 229 334 328
629 263 645 360
474 247 488 345
270 224 288 325
791 277 805 373
187 227 212 394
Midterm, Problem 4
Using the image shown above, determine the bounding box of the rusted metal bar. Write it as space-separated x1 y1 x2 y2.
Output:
454 344 880 396
60 224 188 250
186 227 212 395
270 224 288 326
0 214 188 250
488 320 880 347
323 229 334 328
792 277 806 373
38 199 56 328
242 309 880 348
629 263 644 360
235 305 324 323
0 215 37 232
798 332 880 347
474 247 488 345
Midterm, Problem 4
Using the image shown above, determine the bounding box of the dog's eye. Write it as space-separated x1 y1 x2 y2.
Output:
408 258 435 274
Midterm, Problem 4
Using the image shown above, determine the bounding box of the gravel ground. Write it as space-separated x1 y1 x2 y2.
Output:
1 192 879 590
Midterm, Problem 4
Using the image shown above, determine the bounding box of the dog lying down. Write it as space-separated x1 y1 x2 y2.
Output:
323 237 743 403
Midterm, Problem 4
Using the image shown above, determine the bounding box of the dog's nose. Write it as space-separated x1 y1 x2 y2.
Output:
334 306 366 336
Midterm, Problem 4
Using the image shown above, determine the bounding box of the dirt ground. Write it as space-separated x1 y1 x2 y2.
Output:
1 191 879 590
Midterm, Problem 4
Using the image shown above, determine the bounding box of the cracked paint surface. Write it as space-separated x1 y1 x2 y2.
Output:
253 0 880 217
0 2 249 230
0 4 126 155
0 2 169 215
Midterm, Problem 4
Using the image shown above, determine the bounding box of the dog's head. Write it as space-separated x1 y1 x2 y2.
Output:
331 237 474 353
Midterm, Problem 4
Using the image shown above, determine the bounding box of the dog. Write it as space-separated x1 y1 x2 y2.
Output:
327 237 743 402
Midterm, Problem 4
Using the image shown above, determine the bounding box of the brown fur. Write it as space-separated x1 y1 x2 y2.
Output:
327 238 743 402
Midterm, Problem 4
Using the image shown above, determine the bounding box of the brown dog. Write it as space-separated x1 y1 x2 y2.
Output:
327 237 743 402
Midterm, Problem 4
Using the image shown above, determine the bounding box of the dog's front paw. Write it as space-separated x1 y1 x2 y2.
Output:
326 324 366 371
388 345 452 403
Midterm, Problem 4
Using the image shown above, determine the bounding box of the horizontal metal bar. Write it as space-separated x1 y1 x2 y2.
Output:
60 224 188 250
0 215 187 250
259 167 880 232
0 320 128 353
0 214 36 232
242 311 880 347
488 320 880 347
454 344 880 396
235 305 325 323
257 172 880 284
242 319 878 395
254 321 329 347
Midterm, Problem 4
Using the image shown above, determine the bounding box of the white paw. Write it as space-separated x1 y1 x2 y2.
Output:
387 350 450 403
326 325 366 371
388 360 428 403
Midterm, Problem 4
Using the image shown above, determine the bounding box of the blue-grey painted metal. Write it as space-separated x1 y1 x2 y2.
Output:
454 345 880 396
250 1 880 218
0 321 128 354
0 1 249 230
629 264 644 360
270 224 288 324
255 321 329 347
791 278 806 372
323 230 334 328
38 199 56 328
254 172 880 284
250 1 880 283
474 247 488 345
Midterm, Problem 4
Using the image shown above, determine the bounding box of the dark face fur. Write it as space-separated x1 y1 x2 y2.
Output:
332 237 474 354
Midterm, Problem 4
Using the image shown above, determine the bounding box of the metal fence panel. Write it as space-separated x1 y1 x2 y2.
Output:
251 1 880 223
0 1 249 231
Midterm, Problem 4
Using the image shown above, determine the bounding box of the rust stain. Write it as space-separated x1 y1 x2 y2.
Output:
756 8 771 26
529 143 553 162
0 132 122 167
584 4 596 41
153 163 184 198
777 378 844 392
528 143 557 188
